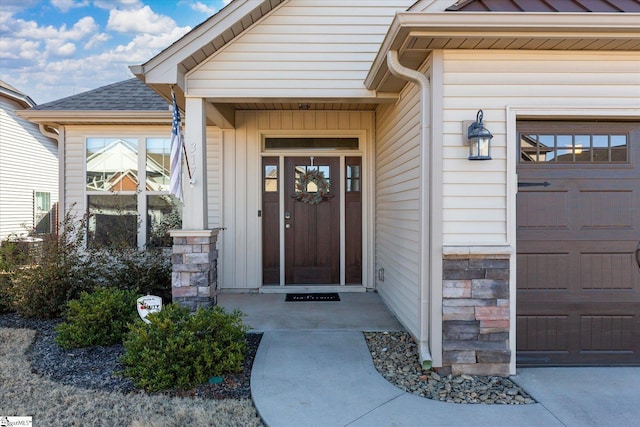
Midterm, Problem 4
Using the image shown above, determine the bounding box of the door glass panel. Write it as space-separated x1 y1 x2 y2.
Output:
611 135 628 162
556 135 573 162
294 165 330 193
519 128 628 164
264 165 278 192
347 165 360 192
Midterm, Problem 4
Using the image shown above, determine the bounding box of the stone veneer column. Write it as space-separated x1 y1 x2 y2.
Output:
169 229 219 310
442 255 511 376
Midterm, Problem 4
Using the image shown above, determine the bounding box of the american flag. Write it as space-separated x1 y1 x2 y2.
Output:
169 90 183 201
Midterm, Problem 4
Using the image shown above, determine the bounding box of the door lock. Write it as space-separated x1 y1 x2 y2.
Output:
284 211 291 220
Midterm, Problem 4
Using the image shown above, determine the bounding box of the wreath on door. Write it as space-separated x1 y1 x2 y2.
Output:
293 169 331 205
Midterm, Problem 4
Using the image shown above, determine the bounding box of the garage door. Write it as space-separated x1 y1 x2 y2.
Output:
516 121 640 366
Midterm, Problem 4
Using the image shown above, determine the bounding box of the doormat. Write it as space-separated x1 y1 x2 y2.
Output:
285 293 340 302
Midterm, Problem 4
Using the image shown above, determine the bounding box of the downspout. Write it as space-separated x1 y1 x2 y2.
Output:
386 50 433 369
39 124 64 235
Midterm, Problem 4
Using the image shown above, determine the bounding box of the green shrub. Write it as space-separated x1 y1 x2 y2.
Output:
121 304 248 392
8 213 95 318
55 288 139 349
0 272 13 314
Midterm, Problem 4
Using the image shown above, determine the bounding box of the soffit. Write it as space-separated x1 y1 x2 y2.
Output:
367 12 640 92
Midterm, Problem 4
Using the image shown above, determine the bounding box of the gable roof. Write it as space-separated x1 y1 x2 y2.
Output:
446 0 640 12
17 79 171 126
130 0 285 104
367 7 640 92
32 79 168 111
0 80 36 109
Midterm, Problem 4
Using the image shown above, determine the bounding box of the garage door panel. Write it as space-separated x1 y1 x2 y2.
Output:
517 304 640 365
517 121 640 366
579 190 634 229
581 252 639 290
517 190 569 228
517 252 570 290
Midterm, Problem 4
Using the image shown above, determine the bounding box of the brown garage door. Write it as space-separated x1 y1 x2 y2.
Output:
516 121 640 366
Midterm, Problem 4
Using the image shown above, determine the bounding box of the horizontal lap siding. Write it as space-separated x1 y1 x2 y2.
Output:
187 0 413 98
375 81 422 338
0 99 58 238
441 50 640 245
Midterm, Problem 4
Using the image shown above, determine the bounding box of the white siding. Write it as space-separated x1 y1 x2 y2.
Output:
221 110 374 290
206 127 223 228
375 80 422 338
0 97 58 239
187 0 413 99
441 50 640 246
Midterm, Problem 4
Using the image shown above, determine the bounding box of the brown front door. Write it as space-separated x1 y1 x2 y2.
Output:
284 157 340 284
516 121 640 365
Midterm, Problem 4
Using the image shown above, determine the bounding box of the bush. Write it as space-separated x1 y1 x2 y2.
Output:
55 288 139 349
4 209 172 319
101 248 172 303
9 213 95 318
121 304 248 392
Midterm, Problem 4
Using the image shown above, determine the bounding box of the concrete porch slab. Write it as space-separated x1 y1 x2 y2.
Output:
217 292 404 332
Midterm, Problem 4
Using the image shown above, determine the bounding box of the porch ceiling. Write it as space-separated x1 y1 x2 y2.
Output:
228 102 379 111
367 12 640 92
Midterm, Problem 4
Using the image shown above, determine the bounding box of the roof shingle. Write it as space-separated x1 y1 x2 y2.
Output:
32 78 169 111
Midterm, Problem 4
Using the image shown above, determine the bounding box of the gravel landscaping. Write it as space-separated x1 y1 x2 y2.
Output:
0 314 534 425
365 331 536 405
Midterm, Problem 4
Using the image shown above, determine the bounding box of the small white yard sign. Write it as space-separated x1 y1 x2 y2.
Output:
136 295 162 324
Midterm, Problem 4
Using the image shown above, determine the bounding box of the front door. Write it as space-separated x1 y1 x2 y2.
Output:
284 157 340 284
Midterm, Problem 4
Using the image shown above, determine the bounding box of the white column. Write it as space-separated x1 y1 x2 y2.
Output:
183 97 208 230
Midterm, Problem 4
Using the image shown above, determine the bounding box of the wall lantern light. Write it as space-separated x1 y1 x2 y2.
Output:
466 109 493 160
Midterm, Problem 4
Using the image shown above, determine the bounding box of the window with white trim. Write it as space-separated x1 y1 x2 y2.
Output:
85 137 182 248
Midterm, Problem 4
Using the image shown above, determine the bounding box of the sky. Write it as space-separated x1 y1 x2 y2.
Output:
0 0 231 104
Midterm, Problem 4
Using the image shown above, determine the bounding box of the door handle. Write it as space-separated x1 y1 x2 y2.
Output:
284 211 291 220
636 241 640 270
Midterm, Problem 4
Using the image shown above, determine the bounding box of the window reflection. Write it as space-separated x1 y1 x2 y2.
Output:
520 132 628 164
295 165 330 193
347 165 360 192
146 138 171 191
265 165 278 192
86 138 138 191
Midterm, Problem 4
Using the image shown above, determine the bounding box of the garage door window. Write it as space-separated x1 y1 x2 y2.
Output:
520 130 628 163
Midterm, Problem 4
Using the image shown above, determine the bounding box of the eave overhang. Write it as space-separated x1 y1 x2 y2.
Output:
15 110 171 127
130 0 285 92
366 12 640 93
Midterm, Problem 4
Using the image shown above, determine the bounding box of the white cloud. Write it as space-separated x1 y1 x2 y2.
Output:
50 41 77 57
107 6 179 35
190 2 216 15
94 0 141 9
0 38 41 60
51 0 90 13
7 16 98 41
84 32 111 49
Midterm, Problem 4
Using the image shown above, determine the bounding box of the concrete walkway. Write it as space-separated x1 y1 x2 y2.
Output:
251 331 640 427
219 293 640 427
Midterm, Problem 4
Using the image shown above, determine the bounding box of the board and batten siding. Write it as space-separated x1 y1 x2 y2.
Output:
221 110 373 290
0 97 58 239
441 50 640 246
375 79 422 338
186 0 413 99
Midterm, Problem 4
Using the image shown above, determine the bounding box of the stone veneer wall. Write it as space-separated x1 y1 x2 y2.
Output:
170 229 219 310
442 256 510 376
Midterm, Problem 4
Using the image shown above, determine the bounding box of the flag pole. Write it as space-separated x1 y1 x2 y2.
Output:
171 86 193 183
